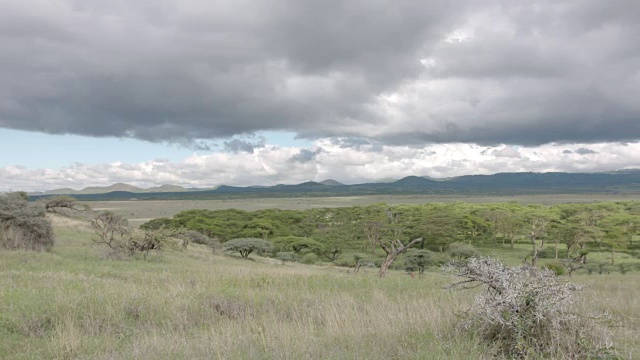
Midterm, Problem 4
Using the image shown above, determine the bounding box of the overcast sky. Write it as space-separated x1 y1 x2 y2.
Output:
1 0 640 191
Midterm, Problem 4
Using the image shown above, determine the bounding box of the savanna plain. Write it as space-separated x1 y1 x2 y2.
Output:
2 195 640 359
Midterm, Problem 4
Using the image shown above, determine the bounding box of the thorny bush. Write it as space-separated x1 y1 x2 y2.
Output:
445 257 616 359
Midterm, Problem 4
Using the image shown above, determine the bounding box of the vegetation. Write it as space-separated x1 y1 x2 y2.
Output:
142 200 640 275
91 212 178 259
446 257 614 359
222 238 272 258
1 212 638 359
0 192 54 251
3 194 640 358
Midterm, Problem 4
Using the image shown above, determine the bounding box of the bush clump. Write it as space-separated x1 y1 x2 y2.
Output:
446 257 614 359
404 249 448 274
300 253 319 264
542 261 566 276
447 242 479 260
223 238 272 258
0 192 54 251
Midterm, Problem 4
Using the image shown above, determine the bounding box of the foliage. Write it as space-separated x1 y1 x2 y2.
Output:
404 249 447 274
446 257 613 359
275 251 297 263
299 253 319 264
140 217 176 231
542 261 566 276
223 238 272 258
139 200 640 274
0 192 55 251
179 230 219 249
91 212 177 258
44 195 86 212
447 242 479 259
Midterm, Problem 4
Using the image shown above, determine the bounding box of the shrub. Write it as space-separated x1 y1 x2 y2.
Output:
140 217 176 231
223 238 272 258
0 192 54 251
404 249 447 274
334 254 356 268
44 195 83 212
91 212 177 259
542 261 566 276
180 230 219 248
275 251 297 263
446 257 613 359
300 253 319 264
447 242 479 259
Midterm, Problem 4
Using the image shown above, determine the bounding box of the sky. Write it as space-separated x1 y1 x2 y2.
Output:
1 0 640 192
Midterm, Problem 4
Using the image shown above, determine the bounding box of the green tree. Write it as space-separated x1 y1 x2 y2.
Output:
404 249 446 274
223 238 272 258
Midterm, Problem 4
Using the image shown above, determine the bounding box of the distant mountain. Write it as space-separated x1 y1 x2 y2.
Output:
320 179 344 186
30 170 640 201
37 183 192 195
144 184 188 193
392 176 437 187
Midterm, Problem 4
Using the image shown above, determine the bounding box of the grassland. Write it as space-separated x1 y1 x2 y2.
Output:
87 193 640 227
1 214 640 359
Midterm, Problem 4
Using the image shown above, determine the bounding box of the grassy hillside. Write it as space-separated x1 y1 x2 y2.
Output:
1 215 639 359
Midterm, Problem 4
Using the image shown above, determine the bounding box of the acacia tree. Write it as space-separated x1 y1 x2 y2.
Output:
223 238 272 258
44 195 88 212
91 212 176 258
91 211 131 253
375 210 423 277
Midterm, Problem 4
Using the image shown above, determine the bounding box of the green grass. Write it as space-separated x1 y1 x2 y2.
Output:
1 215 639 359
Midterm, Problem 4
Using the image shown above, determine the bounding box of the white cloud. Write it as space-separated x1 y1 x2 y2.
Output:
3 140 639 192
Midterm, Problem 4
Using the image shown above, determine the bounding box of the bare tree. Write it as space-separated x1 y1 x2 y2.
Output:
90 212 130 252
378 236 423 277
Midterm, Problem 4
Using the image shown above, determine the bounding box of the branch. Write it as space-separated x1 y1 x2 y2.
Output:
395 237 423 255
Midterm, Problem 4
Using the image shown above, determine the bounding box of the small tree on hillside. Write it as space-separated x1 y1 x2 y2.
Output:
91 212 131 253
45 195 88 212
223 238 272 258
0 192 54 251
404 249 447 274
91 211 177 259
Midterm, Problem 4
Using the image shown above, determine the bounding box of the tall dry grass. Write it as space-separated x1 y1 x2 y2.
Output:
1 217 638 359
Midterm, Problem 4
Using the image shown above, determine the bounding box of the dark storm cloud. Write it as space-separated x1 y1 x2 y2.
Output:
1 0 639 146
290 148 322 163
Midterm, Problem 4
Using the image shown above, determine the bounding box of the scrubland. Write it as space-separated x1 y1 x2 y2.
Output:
1 214 639 359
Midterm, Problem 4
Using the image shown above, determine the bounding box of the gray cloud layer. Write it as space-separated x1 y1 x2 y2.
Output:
1 0 639 146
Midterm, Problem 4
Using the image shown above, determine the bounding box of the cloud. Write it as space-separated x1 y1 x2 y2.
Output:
224 137 266 153
5 140 640 192
290 148 322 163
575 147 598 155
1 1 639 146
492 146 521 158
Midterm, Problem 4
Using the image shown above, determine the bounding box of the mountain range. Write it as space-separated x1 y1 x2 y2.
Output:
29 170 640 201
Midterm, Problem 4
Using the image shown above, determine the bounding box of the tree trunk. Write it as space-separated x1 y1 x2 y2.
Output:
377 238 422 278
378 254 397 277
611 247 615 265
